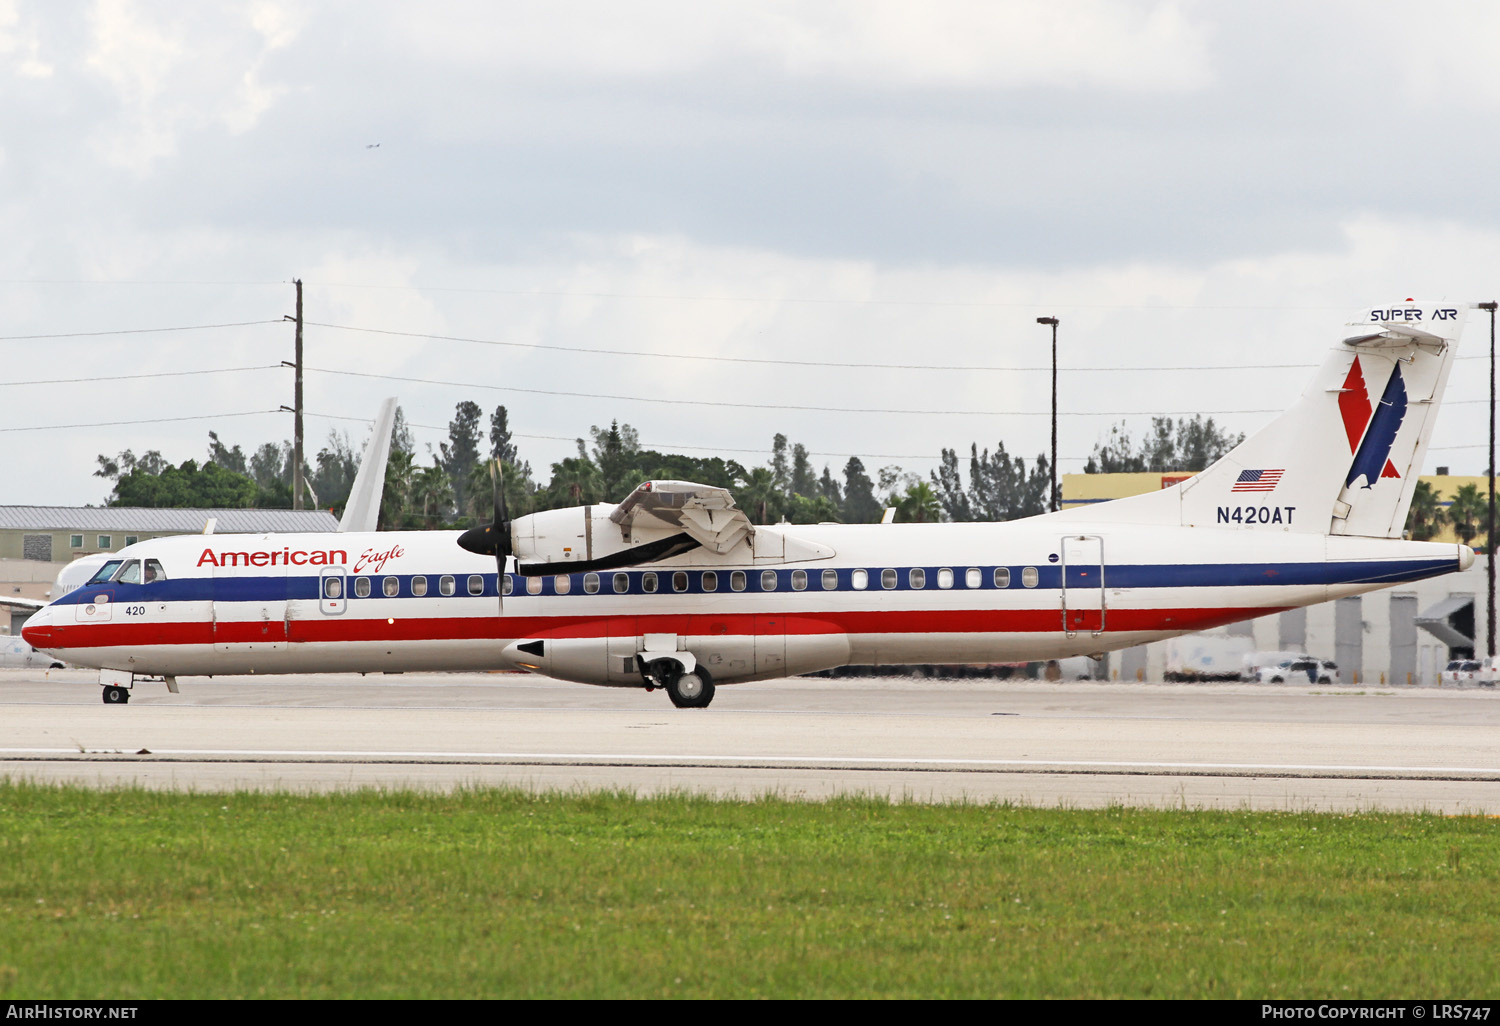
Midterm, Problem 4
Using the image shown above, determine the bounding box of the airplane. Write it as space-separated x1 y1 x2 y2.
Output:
21 303 1477 707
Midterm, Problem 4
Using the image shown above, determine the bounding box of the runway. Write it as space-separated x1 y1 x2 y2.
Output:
2 668 1498 812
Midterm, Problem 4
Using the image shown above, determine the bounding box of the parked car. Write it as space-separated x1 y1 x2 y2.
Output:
1241 650 1309 682
1255 657 1337 684
1442 659 1485 685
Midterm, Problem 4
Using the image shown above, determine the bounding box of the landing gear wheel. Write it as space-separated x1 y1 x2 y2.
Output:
667 668 715 709
102 686 129 705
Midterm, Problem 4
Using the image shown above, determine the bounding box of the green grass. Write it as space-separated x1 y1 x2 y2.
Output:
1 781 1496 998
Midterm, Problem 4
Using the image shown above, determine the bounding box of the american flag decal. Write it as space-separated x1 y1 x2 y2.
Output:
1231 469 1283 492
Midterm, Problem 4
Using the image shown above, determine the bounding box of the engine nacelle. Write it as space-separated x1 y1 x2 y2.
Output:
510 504 625 568
501 627 851 687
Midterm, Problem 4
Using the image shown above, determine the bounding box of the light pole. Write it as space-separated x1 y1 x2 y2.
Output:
1481 300 1498 659
1037 317 1059 512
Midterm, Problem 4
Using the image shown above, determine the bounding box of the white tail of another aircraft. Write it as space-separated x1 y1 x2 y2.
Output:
1064 301 1468 539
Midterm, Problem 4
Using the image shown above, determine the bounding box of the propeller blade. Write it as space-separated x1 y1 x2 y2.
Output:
491 460 507 614
456 459 512 614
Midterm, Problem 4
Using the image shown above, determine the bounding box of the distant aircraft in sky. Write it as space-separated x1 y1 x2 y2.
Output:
22 306 1475 707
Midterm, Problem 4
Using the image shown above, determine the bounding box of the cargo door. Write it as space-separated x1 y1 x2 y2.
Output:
754 614 786 677
1061 535 1105 634
213 560 289 653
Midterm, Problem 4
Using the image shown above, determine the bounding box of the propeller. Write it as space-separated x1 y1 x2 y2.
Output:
457 459 512 613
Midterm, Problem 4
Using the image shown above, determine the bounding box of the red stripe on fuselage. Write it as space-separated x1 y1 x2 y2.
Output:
29 604 1286 651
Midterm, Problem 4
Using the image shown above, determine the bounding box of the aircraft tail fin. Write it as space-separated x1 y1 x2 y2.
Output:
1069 302 1468 539
339 397 399 533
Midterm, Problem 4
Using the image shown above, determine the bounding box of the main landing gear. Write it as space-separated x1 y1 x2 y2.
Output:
643 657 716 709
102 685 129 704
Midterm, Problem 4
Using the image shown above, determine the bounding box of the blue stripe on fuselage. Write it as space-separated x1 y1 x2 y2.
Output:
49 557 1458 606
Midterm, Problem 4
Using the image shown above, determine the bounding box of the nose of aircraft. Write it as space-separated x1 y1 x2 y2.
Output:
20 604 55 649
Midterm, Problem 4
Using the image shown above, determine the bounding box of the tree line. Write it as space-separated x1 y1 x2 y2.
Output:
90 404 1274 531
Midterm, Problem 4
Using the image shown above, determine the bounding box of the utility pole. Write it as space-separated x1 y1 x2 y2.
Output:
281 279 305 510
1037 316 1059 512
1482 300 1498 658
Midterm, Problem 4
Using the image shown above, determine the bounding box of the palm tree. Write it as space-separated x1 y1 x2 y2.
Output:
1406 480 1449 541
412 465 453 521
1449 482 1487 548
895 481 942 523
738 467 778 524
549 457 603 506
378 449 415 529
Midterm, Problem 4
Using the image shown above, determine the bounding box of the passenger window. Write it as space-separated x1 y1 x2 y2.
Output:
383 576 399 597
821 569 838 590
881 568 897 590
642 572 658 594
994 568 1011 588
762 570 777 591
468 574 485 596
852 569 868 590
584 573 600 595
144 559 167 584
1022 567 1038 588
411 575 427 597
730 571 747 592
89 561 123 585
909 568 925 589
526 576 543 595
554 575 571 596
502 575 514 596
702 571 718 593
323 576 343 599
439 575 455 596
354 577 372 598
673 572 688 593
614 573 629 594
115 560 142 585
966 567 981 588
938 568 953 589
791 569 807 591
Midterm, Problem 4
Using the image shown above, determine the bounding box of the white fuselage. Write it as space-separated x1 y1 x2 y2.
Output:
20 519 1470 687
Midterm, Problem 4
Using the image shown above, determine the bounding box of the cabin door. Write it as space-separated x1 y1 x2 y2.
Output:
1061 535 1105 635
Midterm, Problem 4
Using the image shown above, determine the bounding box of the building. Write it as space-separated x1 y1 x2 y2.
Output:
1062 474 1494 684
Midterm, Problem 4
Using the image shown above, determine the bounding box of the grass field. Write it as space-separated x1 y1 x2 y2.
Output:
1 781 1496 999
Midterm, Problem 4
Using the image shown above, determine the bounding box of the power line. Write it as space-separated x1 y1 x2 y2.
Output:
0 280 287 287
309 283 1351 311
308 365 1302 416
0 411 279 434
303 411 947 462
0 365 280 388
0 320 282 341
308 320 1334 373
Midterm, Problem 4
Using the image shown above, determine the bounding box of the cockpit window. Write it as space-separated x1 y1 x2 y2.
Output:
114 560 142 585
88 561 124 585
144 559 167 583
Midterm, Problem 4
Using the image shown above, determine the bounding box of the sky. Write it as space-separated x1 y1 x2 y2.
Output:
4 0 1500 507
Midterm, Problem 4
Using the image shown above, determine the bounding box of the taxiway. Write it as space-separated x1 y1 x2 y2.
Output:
1 669 1496 812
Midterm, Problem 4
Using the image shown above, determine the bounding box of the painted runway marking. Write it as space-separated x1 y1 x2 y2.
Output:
1 747 1496 778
